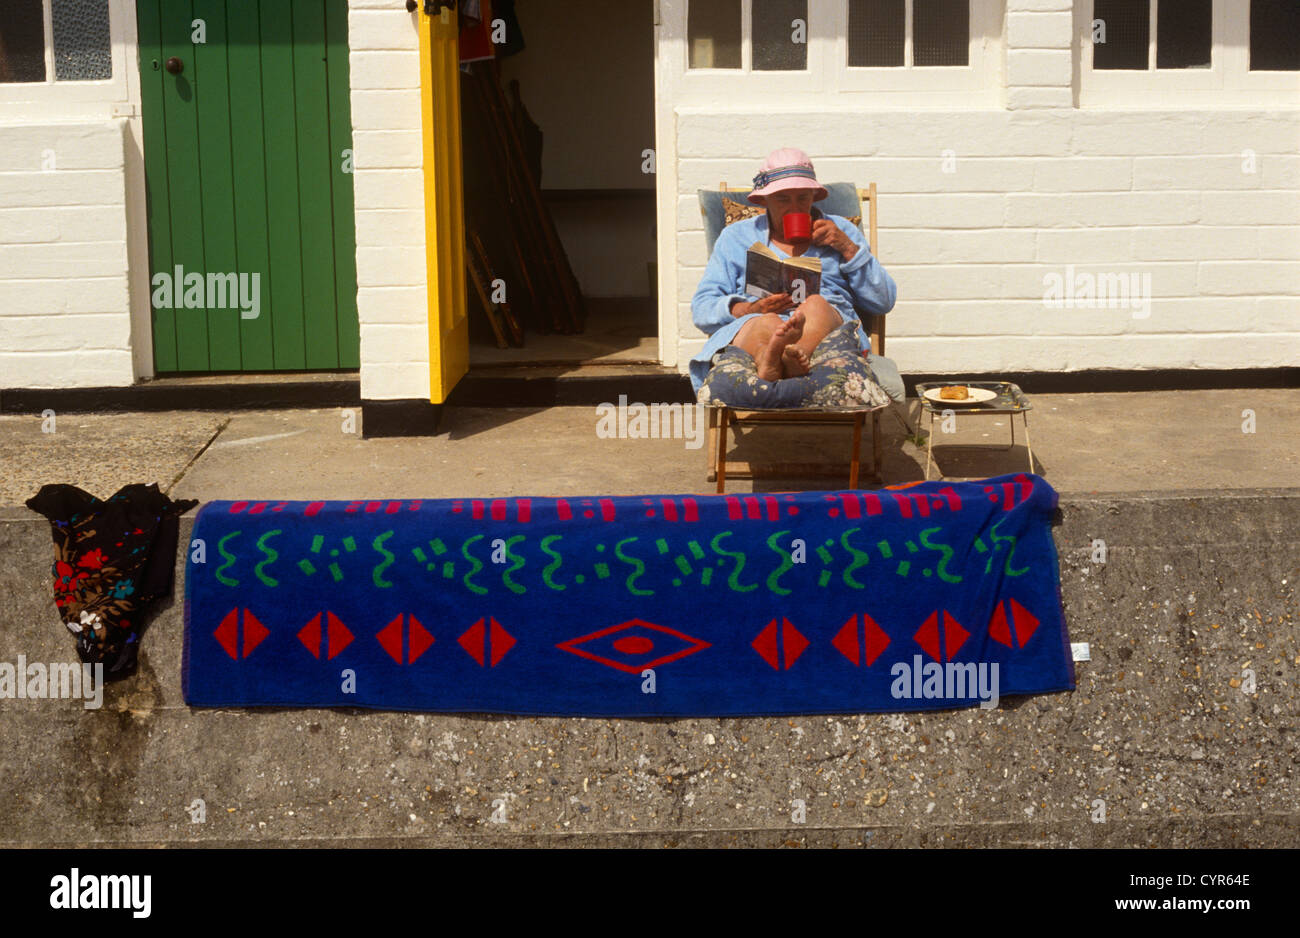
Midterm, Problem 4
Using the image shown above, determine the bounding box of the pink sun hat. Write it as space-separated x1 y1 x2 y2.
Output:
748 147 829 205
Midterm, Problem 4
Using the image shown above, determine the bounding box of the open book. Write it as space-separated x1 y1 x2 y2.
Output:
744 242 822 301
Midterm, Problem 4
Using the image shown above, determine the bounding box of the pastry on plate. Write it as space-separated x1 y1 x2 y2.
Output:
938 385 970 400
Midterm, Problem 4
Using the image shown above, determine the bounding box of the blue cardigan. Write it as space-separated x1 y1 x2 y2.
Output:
689 212 896 392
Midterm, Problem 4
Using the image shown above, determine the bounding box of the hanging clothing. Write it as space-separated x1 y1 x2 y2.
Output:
26 483 198 678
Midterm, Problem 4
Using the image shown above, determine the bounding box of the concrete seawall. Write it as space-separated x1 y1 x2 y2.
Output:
0 490 1295 847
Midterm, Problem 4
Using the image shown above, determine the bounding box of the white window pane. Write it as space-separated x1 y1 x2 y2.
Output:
0 0 48 83
53 0 112 81
753 0 808 71
689 0 742 69
848 0 905 67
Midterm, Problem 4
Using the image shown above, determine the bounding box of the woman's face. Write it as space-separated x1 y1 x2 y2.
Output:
764 188 817 235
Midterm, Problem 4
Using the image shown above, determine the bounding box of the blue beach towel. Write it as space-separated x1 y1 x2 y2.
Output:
182 473 1073 715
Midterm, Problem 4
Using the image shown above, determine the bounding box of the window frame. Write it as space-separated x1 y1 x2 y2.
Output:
673 0 1002 107
1078 0 1300 107
0 0 132 117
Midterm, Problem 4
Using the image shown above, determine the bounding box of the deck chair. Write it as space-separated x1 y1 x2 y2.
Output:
699 182 907 492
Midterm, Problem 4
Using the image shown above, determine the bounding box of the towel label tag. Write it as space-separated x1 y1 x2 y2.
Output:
1071 642 1091 662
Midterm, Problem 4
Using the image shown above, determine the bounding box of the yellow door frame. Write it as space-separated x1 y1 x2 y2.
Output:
418 4 468 403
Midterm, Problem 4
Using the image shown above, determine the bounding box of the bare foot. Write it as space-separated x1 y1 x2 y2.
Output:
783 309 806 344
755 316 800 381
782 345 811 377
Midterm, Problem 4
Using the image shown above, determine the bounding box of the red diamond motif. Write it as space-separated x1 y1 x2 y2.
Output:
834 614 892 667
914 610 969 662
1009 598 1039 648
459 617 516 668
297 612 353 660
752 618 808 670
214 608 268 660
557 619 708 674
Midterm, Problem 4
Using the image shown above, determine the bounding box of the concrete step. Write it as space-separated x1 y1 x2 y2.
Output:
0 489 1295 846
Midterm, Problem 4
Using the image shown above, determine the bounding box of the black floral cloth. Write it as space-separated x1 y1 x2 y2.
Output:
25 483 198 677
697 322 893 409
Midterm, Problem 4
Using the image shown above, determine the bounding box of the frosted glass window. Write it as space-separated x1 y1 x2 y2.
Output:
847 0 905 67
688 0 742 69
52 0 112 81
1093 0 1150 69
913 0 968 66
1157 0 1211 68
1251 0 1300 70
753 0 808 71
0 0 48 83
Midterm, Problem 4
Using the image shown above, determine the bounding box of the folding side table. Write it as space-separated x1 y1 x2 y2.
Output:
915 381 1034 480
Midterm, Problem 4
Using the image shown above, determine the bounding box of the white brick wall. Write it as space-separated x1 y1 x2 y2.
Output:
670 0 1300 377
0 122 133 388
348 0 430 401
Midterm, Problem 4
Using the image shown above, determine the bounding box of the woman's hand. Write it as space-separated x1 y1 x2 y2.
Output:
733 293 793 317
811 219 858 262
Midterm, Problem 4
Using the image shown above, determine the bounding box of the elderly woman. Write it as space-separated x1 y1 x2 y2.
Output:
690 148 897 405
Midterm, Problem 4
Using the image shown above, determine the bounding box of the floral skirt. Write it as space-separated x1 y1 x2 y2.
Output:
696 322 892 409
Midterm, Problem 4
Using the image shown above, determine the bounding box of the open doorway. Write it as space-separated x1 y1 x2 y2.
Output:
460 0 658 366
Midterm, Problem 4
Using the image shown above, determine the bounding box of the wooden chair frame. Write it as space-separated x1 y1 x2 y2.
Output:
705 182 888 492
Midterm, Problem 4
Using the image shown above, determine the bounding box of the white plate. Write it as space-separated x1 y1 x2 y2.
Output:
922 386 998 405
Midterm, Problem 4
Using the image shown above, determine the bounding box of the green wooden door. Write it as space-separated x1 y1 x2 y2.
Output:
138 0 360 373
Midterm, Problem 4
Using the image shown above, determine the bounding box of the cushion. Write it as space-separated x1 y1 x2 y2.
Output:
697 322 892 410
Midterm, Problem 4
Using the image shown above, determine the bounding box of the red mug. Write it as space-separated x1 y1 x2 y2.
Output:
782 211 812 243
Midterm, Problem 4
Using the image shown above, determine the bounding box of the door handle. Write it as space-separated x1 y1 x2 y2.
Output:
165 56 184 75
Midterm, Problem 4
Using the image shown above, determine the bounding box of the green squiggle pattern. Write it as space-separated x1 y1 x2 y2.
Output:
711 531 757 592
918 526 962 584
215 531 241 587
501 534 527 594
615 537 653 597
371 530 395 588
765 530 794 596
461 535 488 595
840 528 870 589
540 534 565 591
254 530 281 587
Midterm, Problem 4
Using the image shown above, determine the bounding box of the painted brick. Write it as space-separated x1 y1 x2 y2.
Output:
1198 261 1300 296
0 242 128 280
1133 156 1264 190
1130 226 1259 262
356 245 425 287
347 8 420 52
0 277 129 316
348 50 420 90
355 285 427 324
1032 158 1132 192
1005 192 1200 227
350 90 422 131
1036 228 1137 263
1202 191 1300 227
1006 87 1074 109
354 208 425 246
352 169 424 210
0 349 133 388
351 130 422 169
1006 50 1072 87
358 361 430 401
1006 12 1073 49
358 322 429 362
0 313 130 350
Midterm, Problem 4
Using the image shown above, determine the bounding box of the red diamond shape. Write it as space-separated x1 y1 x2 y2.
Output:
557 619 708 674
752 618 808 670
459 617 515 668
914 610 969 662
1009 598 1039 648
297 612 353 661
215 608 268 660
833 613 892 667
